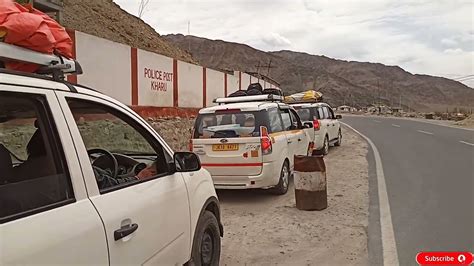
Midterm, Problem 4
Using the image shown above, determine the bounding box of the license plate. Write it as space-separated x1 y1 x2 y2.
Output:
212 144 239 151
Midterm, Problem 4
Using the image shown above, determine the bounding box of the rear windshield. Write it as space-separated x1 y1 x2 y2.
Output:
294 106 321 121
194 110 268 138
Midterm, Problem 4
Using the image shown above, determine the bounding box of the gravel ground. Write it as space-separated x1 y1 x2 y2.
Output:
218 127 369 265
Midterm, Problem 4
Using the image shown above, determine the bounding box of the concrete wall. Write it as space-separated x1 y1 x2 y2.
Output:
206 69 225 106
177 61 203 108
75 31 131 105
68 30 280 111
137 49 174 107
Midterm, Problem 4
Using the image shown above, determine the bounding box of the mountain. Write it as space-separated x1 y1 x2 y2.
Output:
164 34 474 112
61 0 196 63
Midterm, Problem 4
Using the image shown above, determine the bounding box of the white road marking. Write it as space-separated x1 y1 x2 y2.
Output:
459 141 474 146
417 130 434 135
374 120 382 123
391 124 401 128
341 122 399 266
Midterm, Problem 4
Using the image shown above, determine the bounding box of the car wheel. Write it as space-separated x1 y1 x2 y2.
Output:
271 161 290 195
322 135 329 155
334 129 342 146
189 211 221 266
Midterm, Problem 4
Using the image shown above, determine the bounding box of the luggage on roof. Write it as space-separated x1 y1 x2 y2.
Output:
0 0 73 73
284 90 323 103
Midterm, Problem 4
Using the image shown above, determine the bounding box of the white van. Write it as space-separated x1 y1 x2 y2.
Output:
191 95 314 195
291 102 342 155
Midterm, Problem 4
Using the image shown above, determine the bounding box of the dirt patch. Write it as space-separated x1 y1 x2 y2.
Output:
455 115 474 129
218 128 369 265
61 0 196 64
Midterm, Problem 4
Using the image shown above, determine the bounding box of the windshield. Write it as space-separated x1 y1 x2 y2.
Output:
194 110 268 138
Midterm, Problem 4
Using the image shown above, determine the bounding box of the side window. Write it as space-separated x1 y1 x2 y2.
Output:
280 109 292 131
312 107 322 119
322 107 329 119
325 107 334 119
0 92 74 223
267 108 283 133
67 99 170 193
317 107 325 119
289 109 302 129
327 107 335 119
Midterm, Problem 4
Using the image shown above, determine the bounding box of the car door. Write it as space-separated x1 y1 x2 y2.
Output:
280 108 300 168
325 106 337 140
327 106 339 139
321 106 333 140
289 109 308 156
56 91 191 265
0 86 107 265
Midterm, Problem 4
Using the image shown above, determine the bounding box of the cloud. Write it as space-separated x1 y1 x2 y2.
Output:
261 33 292 49
114 0 474 87
441 38 458 47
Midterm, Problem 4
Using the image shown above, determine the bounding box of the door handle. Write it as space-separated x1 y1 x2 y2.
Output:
287 140 292 144
114 223 139 241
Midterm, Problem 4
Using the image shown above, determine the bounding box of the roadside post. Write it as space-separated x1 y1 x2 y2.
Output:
294 155 327 210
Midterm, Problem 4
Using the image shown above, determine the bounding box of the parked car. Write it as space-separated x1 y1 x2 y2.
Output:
191 94 314 195
0 43 222 265
291 102 342 155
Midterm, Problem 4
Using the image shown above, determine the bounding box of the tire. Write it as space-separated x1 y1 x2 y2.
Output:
323 135 329 155
271 161 290 195
334 129 342 146
189 211 221 266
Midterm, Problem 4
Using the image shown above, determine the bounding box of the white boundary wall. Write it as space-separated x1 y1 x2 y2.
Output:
71 31 280 109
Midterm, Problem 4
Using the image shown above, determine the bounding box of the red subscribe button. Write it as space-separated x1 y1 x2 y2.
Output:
416 252 473 265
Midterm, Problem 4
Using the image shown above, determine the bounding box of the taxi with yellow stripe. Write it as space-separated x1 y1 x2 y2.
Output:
191 95 314 195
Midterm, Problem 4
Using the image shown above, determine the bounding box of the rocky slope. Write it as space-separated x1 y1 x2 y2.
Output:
61 0 196 64
164 34 474 111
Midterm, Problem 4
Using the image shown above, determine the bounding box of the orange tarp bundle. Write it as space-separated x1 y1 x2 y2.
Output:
0 0 72 72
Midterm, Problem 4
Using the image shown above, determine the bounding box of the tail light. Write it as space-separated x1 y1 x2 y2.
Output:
313 119 320 131
260 126 272 155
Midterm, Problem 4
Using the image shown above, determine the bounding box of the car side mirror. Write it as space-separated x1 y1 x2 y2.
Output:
174 152 201 172
303 122 313 128
335 115 342 119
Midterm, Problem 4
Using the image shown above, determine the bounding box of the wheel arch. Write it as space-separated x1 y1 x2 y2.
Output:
199 196 223 237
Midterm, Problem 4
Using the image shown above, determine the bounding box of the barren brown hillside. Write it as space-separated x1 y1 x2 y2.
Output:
164 34 474 111
61 0 196 64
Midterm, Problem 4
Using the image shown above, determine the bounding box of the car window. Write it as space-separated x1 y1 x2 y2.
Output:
289 109 302 128
280 109 292 131
312 107 322 119
194 110 267 138
325 107 334 119
0 92 74 223
268 108 283 133
317 107 325 119
322 107 330 119
327 107 335 119
295 107 311 121
67 98 170 193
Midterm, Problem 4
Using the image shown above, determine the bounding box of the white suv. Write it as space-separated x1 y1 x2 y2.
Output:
292 102 342 155
0 43 222 265
191 95 314 195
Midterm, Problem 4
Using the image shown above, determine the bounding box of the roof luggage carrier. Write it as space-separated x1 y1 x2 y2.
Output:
214 94 284 105
0 42 82 81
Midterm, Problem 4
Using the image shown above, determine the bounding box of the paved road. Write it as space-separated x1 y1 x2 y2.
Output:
341 116 474 266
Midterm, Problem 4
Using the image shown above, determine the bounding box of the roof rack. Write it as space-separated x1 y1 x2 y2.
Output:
214 94 284 105
0 42 82 81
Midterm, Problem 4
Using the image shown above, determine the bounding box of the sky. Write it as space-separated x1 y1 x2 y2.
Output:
114 0 474 87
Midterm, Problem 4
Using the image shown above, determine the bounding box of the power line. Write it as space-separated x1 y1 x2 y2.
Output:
453 74 474 81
